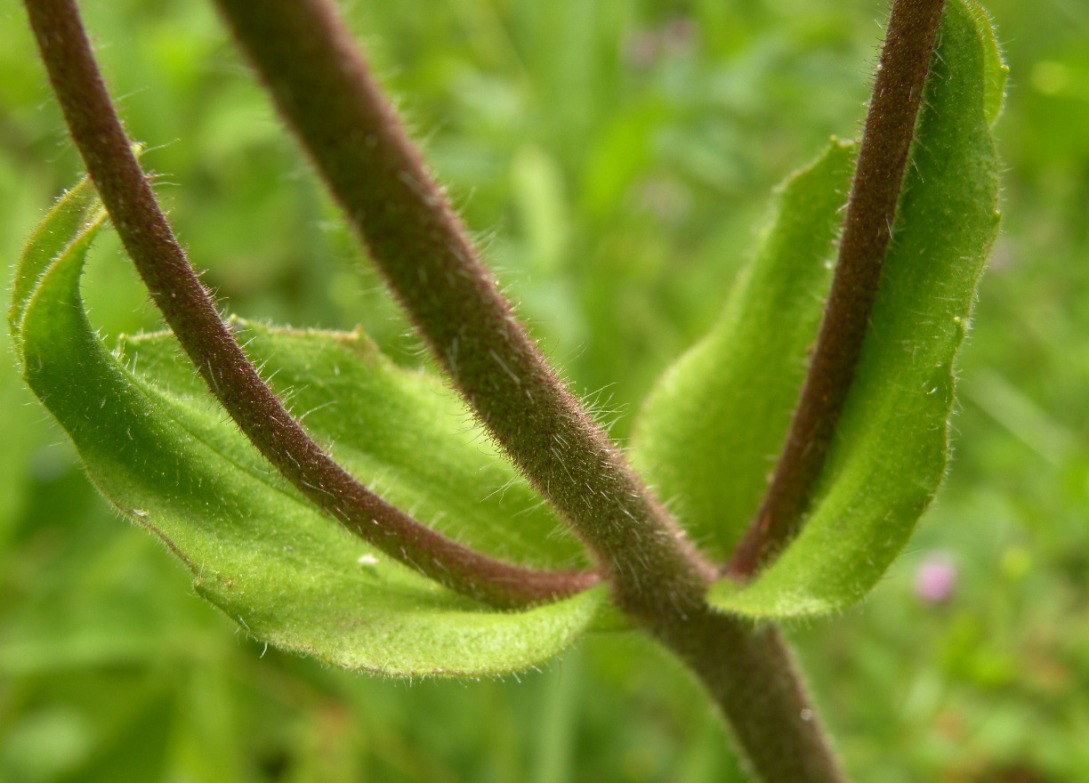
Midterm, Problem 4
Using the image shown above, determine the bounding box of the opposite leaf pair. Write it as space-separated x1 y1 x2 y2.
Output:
11 0 1000 677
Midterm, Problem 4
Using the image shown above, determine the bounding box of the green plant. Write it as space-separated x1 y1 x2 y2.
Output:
9 0 1004 779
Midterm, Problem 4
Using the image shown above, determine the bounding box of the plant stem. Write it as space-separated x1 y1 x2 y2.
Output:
211 0 714 610
667 611 845 783
729 0 947 578
211 2 847 780
23 0 597 610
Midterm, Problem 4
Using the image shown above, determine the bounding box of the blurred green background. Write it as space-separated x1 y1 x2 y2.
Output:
1 1 1087 781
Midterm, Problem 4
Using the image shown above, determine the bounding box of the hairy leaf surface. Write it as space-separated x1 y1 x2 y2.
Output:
10 186 600 676
632 139 855 560
636 0 1003 617
711 0 1004 616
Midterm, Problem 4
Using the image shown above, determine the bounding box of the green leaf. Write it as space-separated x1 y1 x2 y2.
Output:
9 176 105 349
631 139 857 560
117 324 587 570
11 187 601 677
964 0 1008 128
708 0 1003 617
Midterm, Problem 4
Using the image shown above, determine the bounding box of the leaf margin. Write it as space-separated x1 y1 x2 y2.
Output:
10 183 603 678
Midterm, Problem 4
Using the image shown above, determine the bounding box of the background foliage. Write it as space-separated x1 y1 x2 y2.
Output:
1 0 1086 780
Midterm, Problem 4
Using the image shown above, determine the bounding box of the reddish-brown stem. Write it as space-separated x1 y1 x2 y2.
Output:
210 0 715 612
209 2 847 780
23 0 597 610
729 0 947 579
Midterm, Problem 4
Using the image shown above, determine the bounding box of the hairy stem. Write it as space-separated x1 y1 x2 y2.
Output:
211 0 713 611
211 2 847 780
668 611 845 783
729 0 947 578
24 0 597 610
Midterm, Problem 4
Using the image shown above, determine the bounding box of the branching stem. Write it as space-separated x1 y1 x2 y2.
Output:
729 0 947 578
24 0 597 610
209 1 848 780
210 0 714 613
22 0 946 778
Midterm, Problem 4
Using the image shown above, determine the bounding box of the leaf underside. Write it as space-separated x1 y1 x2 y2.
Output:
9 0 1003 677
634 0 1004 618
632 139 856 562
10 193 601 678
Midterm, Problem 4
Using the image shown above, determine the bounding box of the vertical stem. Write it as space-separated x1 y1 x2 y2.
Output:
730 0 947 578
649 605 846 782
22 0 913 777
212 2 849 779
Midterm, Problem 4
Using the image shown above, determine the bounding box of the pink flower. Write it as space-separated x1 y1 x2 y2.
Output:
914 552 957 604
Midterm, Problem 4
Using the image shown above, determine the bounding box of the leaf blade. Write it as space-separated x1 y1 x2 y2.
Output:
631 140 856 559
118 322 587 569
12 188 599 677
710 0 1003 617
9 176 105 348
